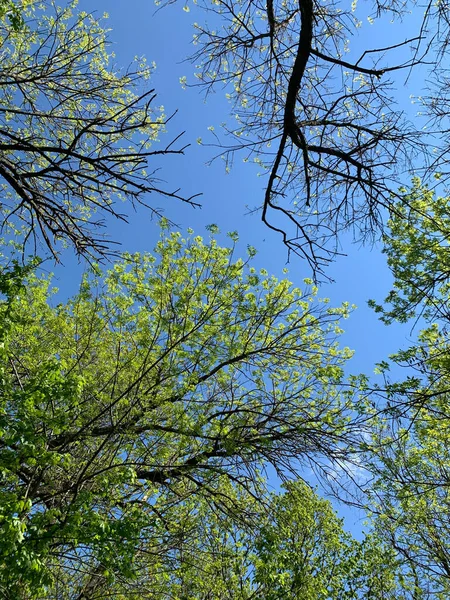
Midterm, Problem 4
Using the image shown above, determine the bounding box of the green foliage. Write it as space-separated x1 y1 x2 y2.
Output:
369 179 450 325
141 479 417 599
4 1 449 596
0 0 24 30
0 0 192 259
253 480 410 600
0 227 363 597
366 180 450 597
367 376 450 597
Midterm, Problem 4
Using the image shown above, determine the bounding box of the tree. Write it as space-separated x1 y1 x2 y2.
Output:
173 0 450 274
3 0 450 277
0 1 198 261
0 225 364 597
367 393 450 599
364 332 450 599
252 480 414 600
369 179 450 325
120 479 418 599
363 182 450 597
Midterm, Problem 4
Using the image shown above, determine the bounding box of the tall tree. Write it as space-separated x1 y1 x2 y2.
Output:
0 226 364 597
0 0 198 260
369 179 450 325
252 480 414 600
175 0 450 273
130 479 417 600
364 182 450 598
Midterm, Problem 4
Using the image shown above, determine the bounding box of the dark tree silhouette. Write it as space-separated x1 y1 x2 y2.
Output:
185 0 449 274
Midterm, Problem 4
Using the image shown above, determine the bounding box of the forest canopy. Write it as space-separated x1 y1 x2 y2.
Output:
0 228 362 596
1 0 450 598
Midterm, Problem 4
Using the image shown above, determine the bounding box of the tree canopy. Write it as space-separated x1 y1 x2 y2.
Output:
362 183 450 598
4 0 450 598
0 226 368 597
3 0 450 272
178 0 450 273
0 1 199 260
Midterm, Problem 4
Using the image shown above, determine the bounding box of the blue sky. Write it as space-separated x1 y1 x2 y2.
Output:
51 0 426 530
66 0 415 369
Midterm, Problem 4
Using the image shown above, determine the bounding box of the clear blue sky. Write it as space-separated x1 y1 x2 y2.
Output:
52 0 422 530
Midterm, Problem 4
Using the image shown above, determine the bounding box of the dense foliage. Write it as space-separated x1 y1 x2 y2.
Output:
364 183 450 597
3 0 450 598
0 227 367 597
